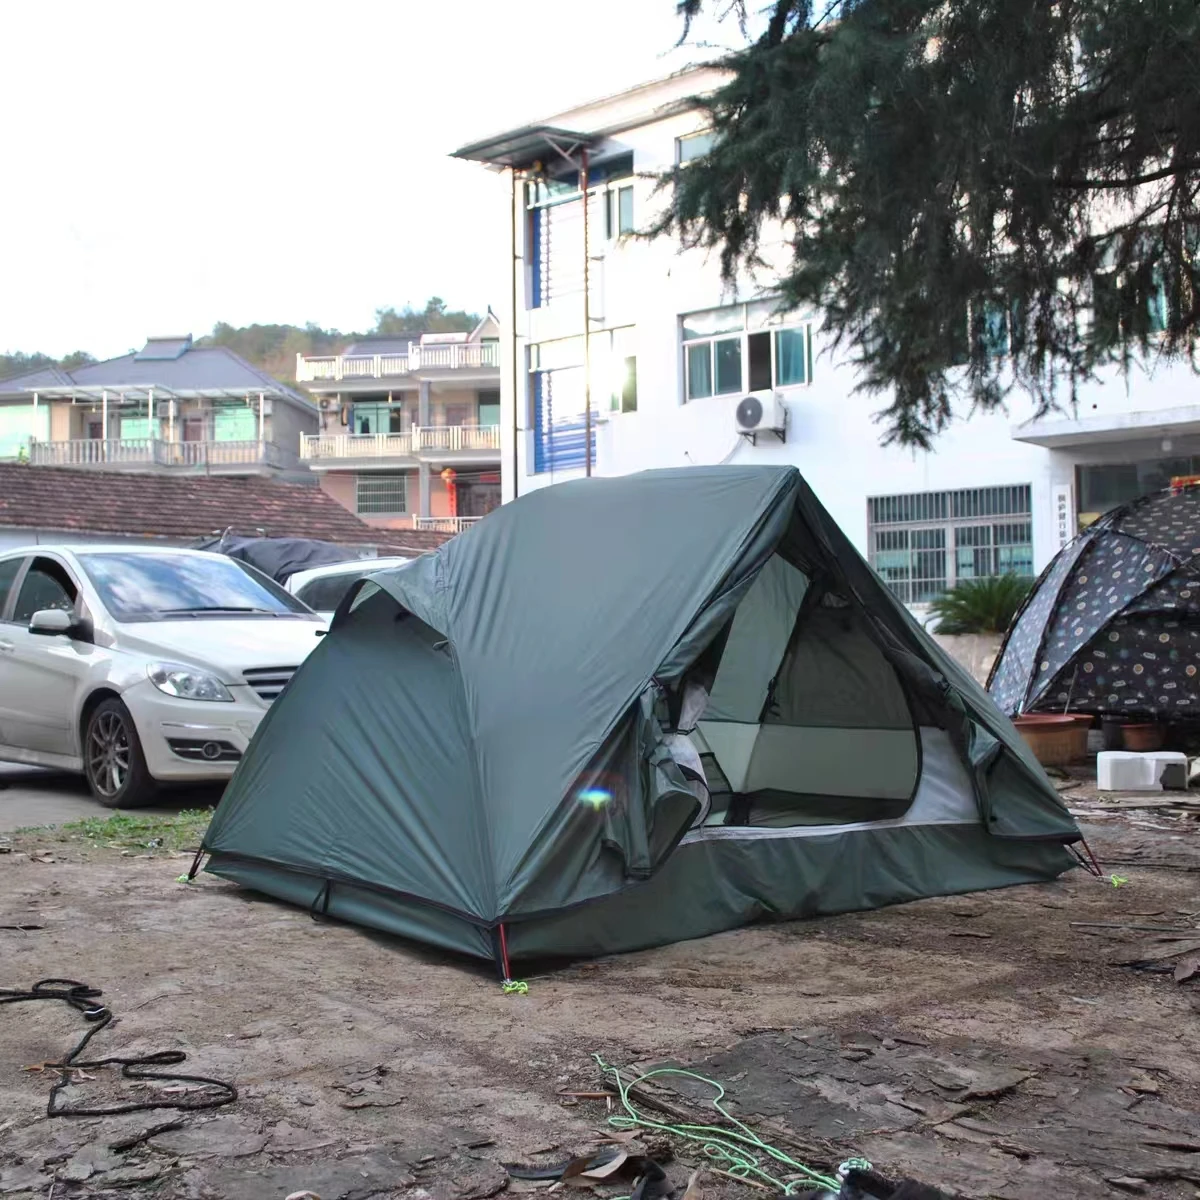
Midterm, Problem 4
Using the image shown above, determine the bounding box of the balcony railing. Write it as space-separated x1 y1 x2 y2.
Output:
301 432 415 461
412 516 485 533
301 425 500 461
414 425 501 453
29 438 293 469
295 342 499 383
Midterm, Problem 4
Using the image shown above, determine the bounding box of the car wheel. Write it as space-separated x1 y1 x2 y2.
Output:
84 698 158 809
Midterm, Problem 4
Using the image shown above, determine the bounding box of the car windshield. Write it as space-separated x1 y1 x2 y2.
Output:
293 569 372 614
79 553 316 622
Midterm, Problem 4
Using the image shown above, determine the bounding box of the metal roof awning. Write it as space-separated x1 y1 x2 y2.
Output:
450 124 598 170
22 384 289 403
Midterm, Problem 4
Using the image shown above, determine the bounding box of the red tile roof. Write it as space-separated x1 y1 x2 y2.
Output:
0 463 453 551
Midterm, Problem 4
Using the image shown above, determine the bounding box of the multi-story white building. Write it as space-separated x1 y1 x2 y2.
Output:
455 66 1200 612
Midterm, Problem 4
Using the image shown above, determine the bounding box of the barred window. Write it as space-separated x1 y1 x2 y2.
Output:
868 485 1033 605
356 473 408 516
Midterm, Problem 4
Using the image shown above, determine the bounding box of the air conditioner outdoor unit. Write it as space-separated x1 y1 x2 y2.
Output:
318 397 336 411
734 390 787 444
156 400 177 420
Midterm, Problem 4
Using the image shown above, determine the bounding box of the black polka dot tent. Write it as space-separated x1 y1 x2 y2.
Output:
989 484 1200 718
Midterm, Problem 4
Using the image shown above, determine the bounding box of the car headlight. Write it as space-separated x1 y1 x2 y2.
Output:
147 663 234 703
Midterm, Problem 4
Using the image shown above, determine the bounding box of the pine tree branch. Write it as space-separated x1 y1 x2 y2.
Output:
1055 161 1200 190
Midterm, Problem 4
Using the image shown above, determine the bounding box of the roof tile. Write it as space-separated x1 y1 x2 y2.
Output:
0 463 453 550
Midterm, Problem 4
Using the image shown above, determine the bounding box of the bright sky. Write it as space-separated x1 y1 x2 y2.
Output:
0 0 741 359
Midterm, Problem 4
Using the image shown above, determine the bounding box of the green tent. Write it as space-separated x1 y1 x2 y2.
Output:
200 466 1080 965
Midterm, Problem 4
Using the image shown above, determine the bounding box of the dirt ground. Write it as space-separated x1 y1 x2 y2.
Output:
1 786 1198 1200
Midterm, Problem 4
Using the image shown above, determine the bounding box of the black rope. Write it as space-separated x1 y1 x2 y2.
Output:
0 978 237 1117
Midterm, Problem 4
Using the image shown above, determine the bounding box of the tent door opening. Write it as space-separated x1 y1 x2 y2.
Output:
676 551 921 829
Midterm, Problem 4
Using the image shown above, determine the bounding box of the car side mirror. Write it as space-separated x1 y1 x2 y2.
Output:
29 609 93 643
29 608 73 635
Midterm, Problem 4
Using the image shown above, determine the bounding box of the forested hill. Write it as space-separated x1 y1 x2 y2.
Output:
1 297 481 386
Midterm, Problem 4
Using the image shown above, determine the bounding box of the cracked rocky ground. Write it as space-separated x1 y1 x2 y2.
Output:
1 804 1198 1200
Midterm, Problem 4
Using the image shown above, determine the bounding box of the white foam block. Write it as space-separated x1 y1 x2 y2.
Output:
1097 750 1188 792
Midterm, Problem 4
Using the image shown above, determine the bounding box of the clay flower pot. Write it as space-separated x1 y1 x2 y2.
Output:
1121 723 1165 753
1013 714 1087 766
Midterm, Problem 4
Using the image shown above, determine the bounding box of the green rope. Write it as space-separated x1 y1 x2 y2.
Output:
594 1054 842 1194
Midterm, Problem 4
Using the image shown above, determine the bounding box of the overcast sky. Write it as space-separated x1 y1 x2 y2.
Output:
0 0 741 359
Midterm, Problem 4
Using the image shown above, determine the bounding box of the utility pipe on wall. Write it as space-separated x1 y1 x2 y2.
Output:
581 147 592 477
509 166 520 501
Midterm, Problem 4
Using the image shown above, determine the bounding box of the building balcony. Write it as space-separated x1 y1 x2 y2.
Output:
296 342 499 384
29 438 296 472
415 425 501 453
300 425 501 466
302 432 417 462
411 516 484 533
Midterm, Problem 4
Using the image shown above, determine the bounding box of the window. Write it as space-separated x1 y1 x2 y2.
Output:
455 470 502 517
353 402 407 436
604 183 635 239
0 403 50 460
213 404 257 442
947 298 1016 364
0 557 24 618
1092 268 1169 344
530 331 635 410
980 300 1010 357
682 302 812 400
677 131 716 163
774 327 809 385
615 356 637 414
13 558 77 624
356 473 409 516
477 390 500 428
119 415 158 441
530 151 634 306
1078 456 1200 526
868 486 1033 604
295 570 371 614
79 553 308 622
617 186 634 235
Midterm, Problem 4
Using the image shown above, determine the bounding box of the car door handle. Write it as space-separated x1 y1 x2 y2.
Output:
0 638 13 652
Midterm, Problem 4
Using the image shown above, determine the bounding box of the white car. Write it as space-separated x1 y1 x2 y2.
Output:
286 555 411 620
0 545 327 808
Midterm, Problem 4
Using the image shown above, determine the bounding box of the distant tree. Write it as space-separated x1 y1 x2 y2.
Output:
372 297 480 336
0 351 55 380
58 351 96 370
0 349 95 381
667 0 1200 448
198 321 355 385
2 296 483 389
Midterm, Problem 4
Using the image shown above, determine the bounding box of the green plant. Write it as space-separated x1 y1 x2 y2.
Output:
928 574 1032 634
37 807 215 853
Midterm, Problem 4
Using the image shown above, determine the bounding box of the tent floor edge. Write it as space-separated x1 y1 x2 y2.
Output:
203 853 496 961
500 822 1077 962
205 819 1075 966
